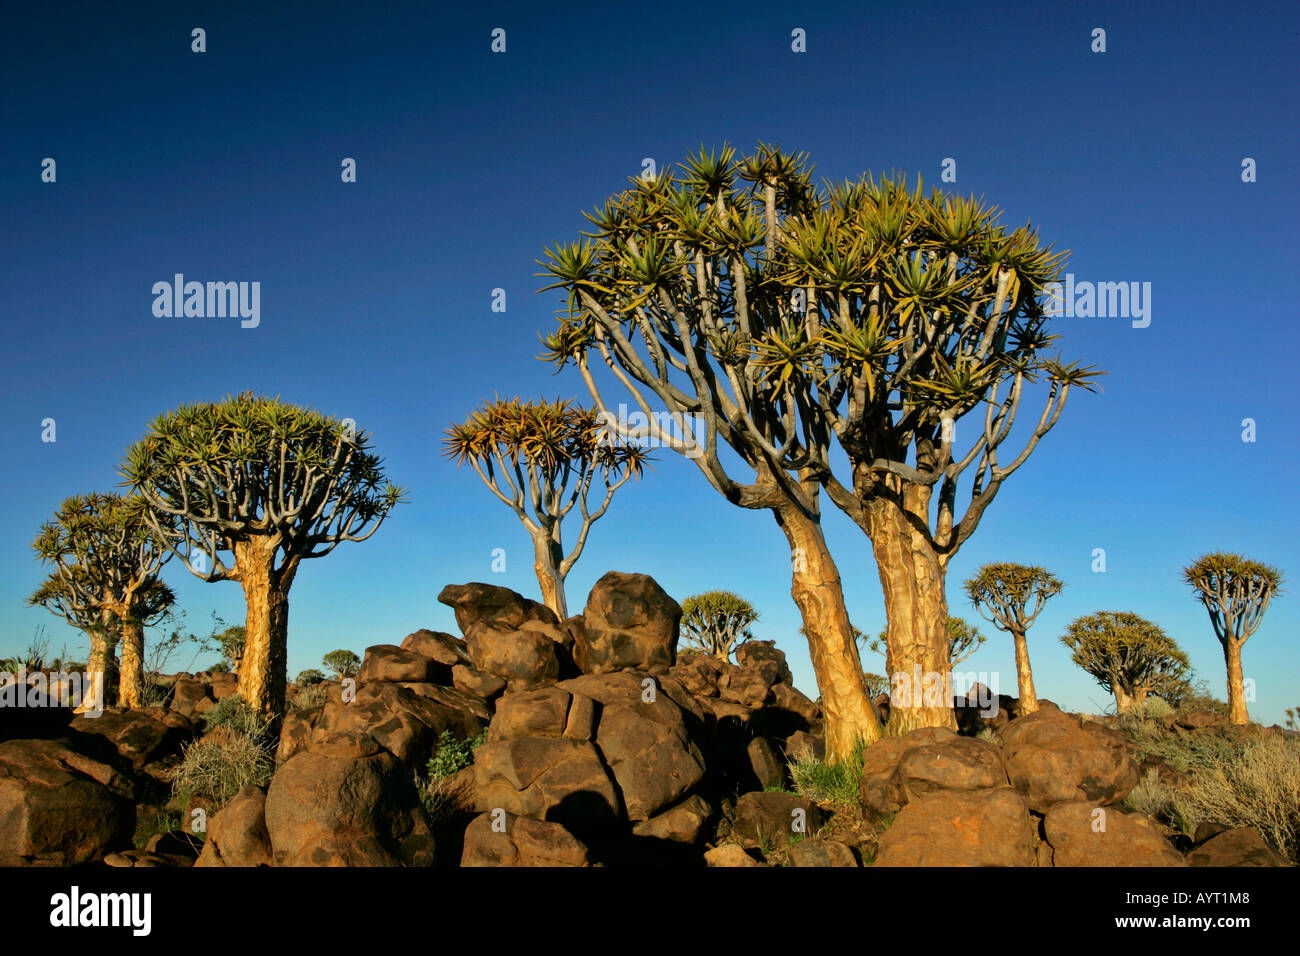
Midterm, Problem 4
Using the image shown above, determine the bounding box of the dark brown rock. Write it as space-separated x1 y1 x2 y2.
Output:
474 737 622 832
460 810 590 866
264 732 435 866
194 785 272 867
1186 827 1288 867
0 738 135 865
631 794 713 844
574 571 681 674
732 791 826 850
1001 709 1139 813
788 837 859 867
358 644 440 684
734 641 792 684
895 735 1009 801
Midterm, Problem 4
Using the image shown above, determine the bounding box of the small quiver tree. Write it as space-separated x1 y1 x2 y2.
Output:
964 563 1062 715
680 591 759 661
1060 611 1190 714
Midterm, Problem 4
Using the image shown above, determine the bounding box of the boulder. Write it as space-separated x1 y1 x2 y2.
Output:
734 641 793 684
1043 801 1186 867
783 730 825 764
489 687 574 740
1000 709 1139 813
746 737 787 791
559 671 706 821
731 791 826 851
857 726 957 818
194 785 272 867
276 706 321 764
0 738 135 865
400 629 471 669
209 672 239 701
309 681 484 768
632 794 713 844
452 664 507 700
788 837 859 867
460 811 590 866
574 572 681 674
875 787 1035 867
669 654 725 698
719 661 780 707
169 676 213 717
1186 827 1288 867
69 708 194 771
473 737 622 833
1176 709 1227 731
264 731 436 866
704 844 764 867
358 645 441 684
895 735 1009 801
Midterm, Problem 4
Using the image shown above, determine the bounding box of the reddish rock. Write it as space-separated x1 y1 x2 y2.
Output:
1043 801 1185 867
1186 827 1288 867
875 787 1035 867
195 785 272 867
461 811 590 866
358 644 440 684
788 837 859 867
1001 710 1139 813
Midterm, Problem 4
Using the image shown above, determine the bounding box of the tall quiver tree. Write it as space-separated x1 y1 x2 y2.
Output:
964 563 1062 715
29 493 176 708
1060 611 1190 714
1183 552 1283 725
540 144 1100 741
122 393 404 719
443 397 647 618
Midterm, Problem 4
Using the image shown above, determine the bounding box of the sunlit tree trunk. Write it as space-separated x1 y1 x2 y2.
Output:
118 617 145 709
1011 629 1038 714
775 504 881 759
80 612 119 712
865 487 957 733
1114 685 1135 715
1223 638 1249 725
235 540 298 721
532 531 568 619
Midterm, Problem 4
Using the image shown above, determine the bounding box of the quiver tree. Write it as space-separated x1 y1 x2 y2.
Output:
1183 552 1284 725
29 493 176 708
443 397 647 617
964 563 1062 714
540 143 1099 743
121 393 404 719
322 649 360 680
680 591 759 660
1060 611 1190 714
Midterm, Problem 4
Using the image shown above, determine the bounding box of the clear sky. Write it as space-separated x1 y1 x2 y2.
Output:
2 1 1296 723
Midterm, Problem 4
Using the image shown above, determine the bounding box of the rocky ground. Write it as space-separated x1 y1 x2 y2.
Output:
0 570 1291 867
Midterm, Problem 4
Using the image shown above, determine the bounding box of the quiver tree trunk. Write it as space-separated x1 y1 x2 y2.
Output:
81 617 119 711
1113 685 1135 715
117 618 145 709
532 531 568 619
1011 629 1038 715
235 541 297 722
1223 638 1249 725
865 487 957 733
775 504 881 759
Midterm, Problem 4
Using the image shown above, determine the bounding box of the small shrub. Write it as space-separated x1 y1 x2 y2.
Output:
201 696 267 737
171 726 275 808
296 669 325 686
290 682 329 712
426 728 487 781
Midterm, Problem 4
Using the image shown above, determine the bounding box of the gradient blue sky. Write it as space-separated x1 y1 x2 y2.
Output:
2 1 1297 722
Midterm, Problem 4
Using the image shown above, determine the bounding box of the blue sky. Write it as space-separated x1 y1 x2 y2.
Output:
2 1 1297 722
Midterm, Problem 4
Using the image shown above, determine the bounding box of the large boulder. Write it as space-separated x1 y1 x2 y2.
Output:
734 641 793 684
460 811 590 866
559 671 706 821
574 572 681 674
631 793 713 845
309 681 483 768
857 726 958 819
169 676 214 718
1186 827 1289 867
400 629 472 669
1000 709 1139 813
1043 801 1185 866
895 735 1009 801
358 645 441 684
875 787 1035 867
194 785 272 867
69 707 194 771
0 738 135 865
264 731 436 866
438 582 565 686
473 737 622 834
